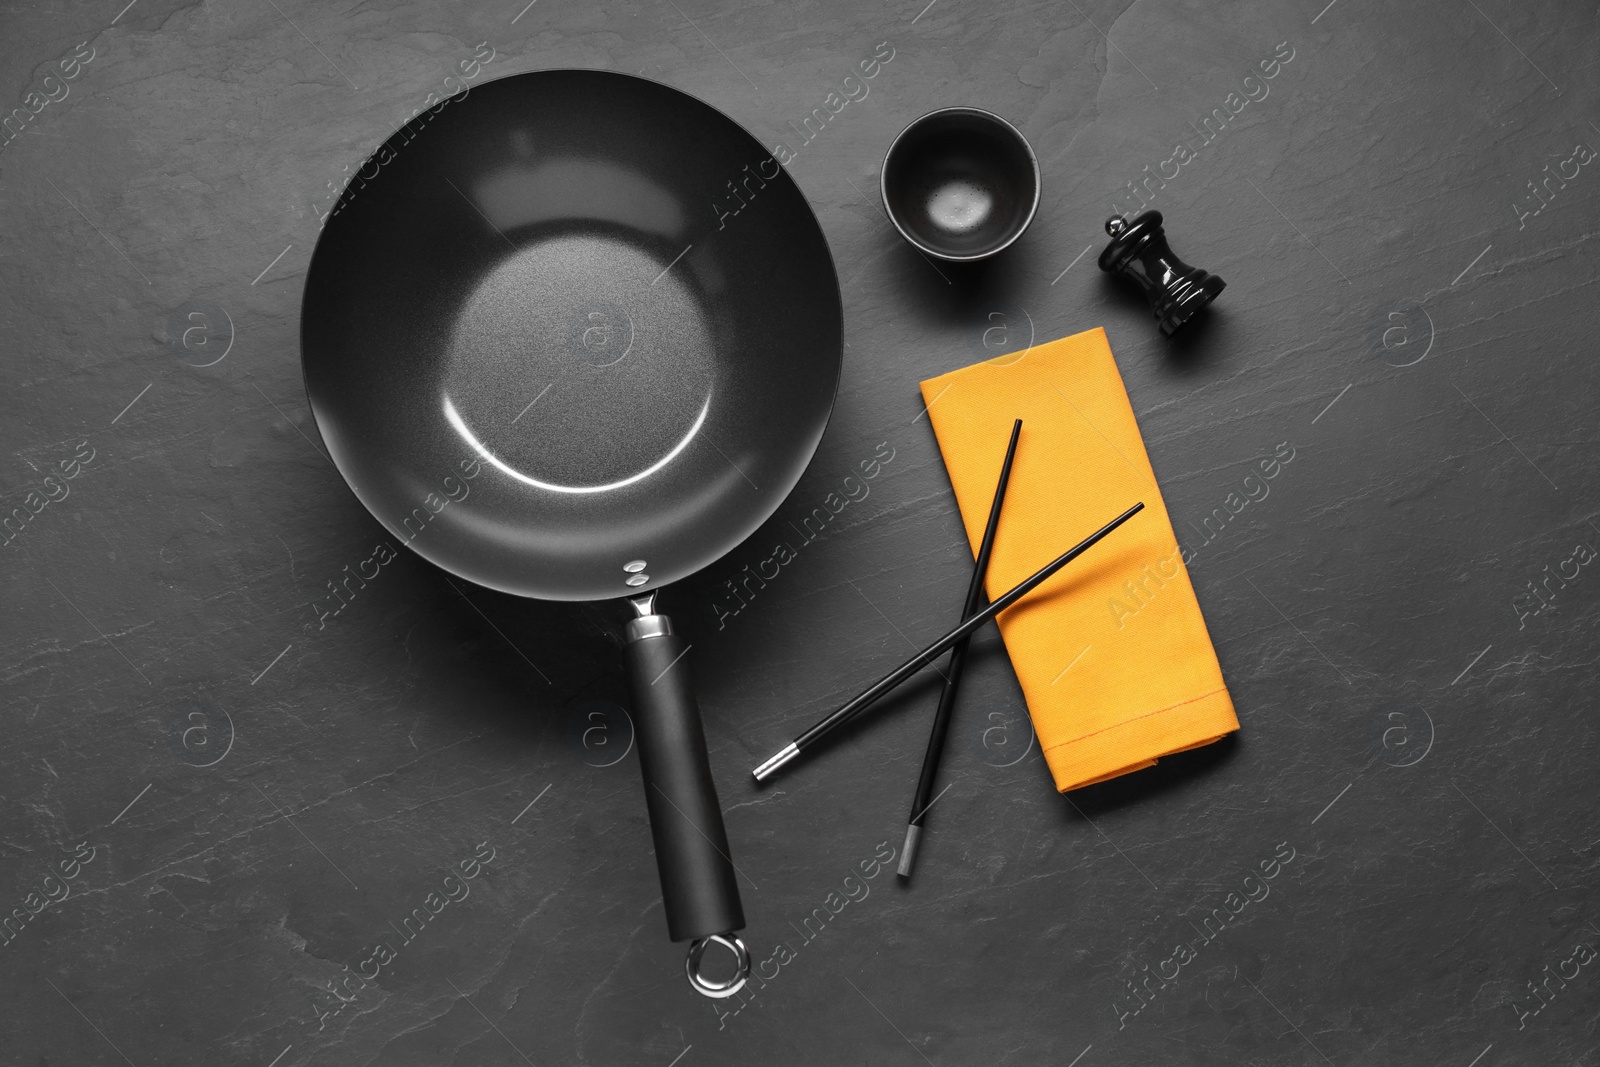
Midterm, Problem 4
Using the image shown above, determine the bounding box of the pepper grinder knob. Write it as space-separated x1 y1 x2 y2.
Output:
1098 210 1225 337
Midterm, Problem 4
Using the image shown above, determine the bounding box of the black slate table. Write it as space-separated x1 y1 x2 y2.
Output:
3 1 1598 1064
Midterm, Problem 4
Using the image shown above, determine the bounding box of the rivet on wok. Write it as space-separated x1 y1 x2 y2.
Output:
624 559 648 572
625 573 650 587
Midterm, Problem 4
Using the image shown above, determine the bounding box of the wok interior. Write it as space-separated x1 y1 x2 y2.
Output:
302 71 841 602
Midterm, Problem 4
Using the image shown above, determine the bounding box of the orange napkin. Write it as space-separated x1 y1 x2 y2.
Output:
919 327 1237 792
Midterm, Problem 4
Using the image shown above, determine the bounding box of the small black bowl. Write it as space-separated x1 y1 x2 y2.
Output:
880 107 1040 262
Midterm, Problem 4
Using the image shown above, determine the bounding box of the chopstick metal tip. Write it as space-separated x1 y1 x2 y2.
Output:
896 824 922 878
752 742 799 782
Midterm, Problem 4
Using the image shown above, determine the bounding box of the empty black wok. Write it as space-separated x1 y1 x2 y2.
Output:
300 69 842 996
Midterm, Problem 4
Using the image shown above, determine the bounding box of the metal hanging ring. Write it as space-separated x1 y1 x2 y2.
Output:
685 933 751 998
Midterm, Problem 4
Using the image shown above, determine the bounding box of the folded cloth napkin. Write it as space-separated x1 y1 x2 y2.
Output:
919 326 1237 792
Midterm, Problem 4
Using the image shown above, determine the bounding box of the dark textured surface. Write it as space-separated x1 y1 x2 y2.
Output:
2 1 1598 1065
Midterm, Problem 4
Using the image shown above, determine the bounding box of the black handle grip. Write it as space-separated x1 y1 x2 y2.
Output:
624 617 745 943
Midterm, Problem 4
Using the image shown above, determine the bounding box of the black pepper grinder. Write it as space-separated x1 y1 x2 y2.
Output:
1098 210 1225 337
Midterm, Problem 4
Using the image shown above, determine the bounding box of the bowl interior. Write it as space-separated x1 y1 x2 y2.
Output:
882 110 1038 260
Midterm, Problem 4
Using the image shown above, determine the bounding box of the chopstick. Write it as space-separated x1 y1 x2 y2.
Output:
899 418 1022 878
751 500 1145 783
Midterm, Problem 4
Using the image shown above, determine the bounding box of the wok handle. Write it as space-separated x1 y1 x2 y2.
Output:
624 594 748 998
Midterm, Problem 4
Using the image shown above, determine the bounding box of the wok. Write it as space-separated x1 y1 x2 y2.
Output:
300 69 842 996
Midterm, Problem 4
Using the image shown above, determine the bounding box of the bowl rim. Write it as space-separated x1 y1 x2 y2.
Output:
878 105 1041 262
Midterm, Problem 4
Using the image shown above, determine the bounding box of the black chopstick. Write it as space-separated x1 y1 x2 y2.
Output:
898 419 1021 878
751 500 1145 783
